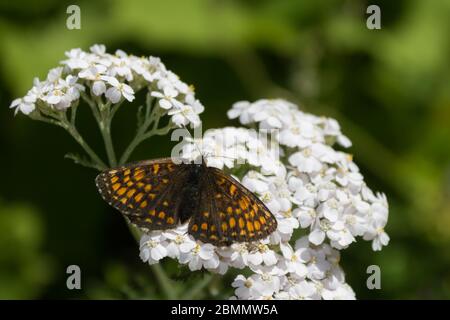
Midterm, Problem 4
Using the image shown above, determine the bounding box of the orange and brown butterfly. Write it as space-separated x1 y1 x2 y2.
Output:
95 157 278 246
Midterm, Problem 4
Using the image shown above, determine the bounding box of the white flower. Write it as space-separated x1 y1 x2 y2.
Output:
168 104 201 127
62 48 90 69
364 219 390 251
109 51 133 81
247 243 278 267
102 76 135 103
163 225 196 259
321 283 356 300
287 281 318 300
10 97 35 115
279 243 308 278
151 85 182 110
43 75 84 110
232 275 259 300
140 234 168 264
179 243 220 271
278 117 316 148
217 243 250 269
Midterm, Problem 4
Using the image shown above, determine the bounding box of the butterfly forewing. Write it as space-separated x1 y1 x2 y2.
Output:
95 158 188 231
188 167 278 246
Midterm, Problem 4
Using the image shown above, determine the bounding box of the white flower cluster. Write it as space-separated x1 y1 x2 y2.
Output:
10 44 203 127
140 98 389 300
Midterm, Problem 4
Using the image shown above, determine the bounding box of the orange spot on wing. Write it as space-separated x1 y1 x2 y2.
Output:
221 222 228 232
112 183 121 191
238 217 245 229
134 193 144 202
158 211 165 219
134 172 145 181
201 223 208 230
229 217 236 228
239 198 249 210
153 164 160 174
126 189 136 198
140 200 148 208
117 187 127 196
111 176 119 183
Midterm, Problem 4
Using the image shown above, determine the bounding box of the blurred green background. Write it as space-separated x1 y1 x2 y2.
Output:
0 0 449 299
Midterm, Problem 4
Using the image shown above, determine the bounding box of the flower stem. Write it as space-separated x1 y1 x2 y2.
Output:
65 123 108 170
118 96 164 165
99 116 117 167
181 274 216 299
151 263 177 300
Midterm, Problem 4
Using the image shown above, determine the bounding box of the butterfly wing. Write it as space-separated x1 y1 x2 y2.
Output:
188 167 278 245
95 158 189 231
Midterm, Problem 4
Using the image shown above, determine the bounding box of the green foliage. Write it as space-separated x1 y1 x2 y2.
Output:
0 201 53 299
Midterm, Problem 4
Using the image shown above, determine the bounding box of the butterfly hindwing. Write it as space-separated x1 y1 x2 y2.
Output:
95 158 188 231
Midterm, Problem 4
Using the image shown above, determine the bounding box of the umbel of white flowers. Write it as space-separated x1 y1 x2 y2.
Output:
10 44 204 170
141 99 390 300
10 45 389 300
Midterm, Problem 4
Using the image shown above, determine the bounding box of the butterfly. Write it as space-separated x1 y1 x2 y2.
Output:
95 157 278 246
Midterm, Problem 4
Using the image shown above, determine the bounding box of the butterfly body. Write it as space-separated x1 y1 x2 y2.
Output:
95 157 277 246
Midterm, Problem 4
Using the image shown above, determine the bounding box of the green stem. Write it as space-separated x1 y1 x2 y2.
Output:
151 263 177 300
181 274 216 299
118 96 162 165
99 115 117 167
82 93 118 168
65 123 108 170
